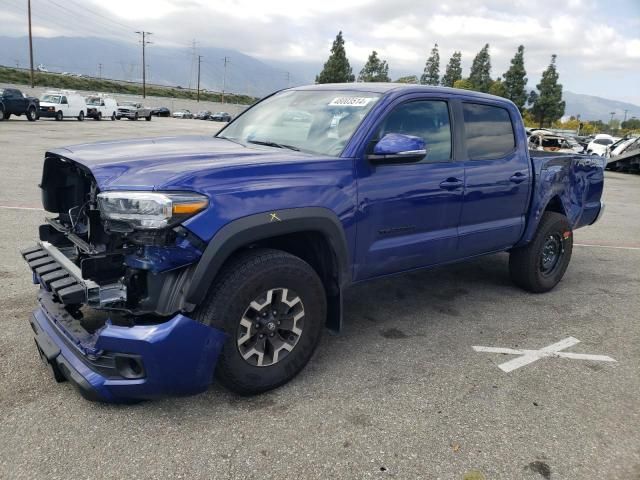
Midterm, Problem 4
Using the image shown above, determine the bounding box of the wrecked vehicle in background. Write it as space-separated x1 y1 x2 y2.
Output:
527 129 578 153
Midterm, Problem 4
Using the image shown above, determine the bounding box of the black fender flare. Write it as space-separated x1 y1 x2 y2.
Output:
185 207 351 315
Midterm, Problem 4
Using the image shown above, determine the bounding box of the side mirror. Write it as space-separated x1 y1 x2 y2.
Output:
367 133 427 164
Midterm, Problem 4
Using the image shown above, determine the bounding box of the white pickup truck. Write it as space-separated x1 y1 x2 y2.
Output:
38 90 87 121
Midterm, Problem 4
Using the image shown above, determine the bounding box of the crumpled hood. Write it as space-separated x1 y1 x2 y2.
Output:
47 135 320 191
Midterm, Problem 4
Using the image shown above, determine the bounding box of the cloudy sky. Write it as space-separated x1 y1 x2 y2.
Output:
3 0 640 103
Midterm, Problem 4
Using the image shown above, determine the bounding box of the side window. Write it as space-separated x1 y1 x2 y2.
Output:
374 100 452 163
463 103 515 160
61 96 68 104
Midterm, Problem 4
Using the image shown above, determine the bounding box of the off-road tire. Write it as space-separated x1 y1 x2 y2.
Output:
194 248 326 395
26 106 37 121
509 212 573 293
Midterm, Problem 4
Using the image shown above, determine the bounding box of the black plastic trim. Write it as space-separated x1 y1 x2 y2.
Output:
185 207 351 306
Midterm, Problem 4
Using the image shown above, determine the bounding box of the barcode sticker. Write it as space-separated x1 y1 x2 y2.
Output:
328 97 374 107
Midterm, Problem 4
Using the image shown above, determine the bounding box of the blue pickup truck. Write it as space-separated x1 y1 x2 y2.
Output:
22 84 604 402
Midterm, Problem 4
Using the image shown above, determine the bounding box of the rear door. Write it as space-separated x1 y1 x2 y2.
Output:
457 101 531 256
354 95 465 280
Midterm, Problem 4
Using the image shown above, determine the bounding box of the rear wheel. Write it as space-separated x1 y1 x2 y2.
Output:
77 111 84 121
0 105 5 121
195 249 326 395
26 106 37 121
145 114 152 121
509 212 573 293
111 112 116 121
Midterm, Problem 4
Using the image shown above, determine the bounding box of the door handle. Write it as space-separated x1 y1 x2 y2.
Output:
439 178 463 190
509 172 528 183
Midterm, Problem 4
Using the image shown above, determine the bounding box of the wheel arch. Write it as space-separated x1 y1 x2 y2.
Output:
185 207 351 333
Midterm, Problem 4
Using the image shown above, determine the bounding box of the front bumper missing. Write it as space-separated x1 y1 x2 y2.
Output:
29 290 227 402
21 242 125 307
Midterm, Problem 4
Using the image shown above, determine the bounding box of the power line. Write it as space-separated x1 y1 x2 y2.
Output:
135 31 152 98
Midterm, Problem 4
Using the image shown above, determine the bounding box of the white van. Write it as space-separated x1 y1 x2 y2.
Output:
85 94 118 121
38 90 87 121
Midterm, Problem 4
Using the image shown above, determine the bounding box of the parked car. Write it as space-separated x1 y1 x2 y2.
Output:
116 101 152 121
527 129 576 154
194 110 212 120
209 111 232 122
85 95 118 121
38 90 87 121
606 136 639 158
172 109 193 119
21 84 605 402
586 134 615 156
151 107 171 117
0 87 39 121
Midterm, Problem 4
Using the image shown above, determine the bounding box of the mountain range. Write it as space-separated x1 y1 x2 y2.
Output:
1 36 638 122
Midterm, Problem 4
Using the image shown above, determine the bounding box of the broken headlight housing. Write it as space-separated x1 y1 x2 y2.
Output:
97 191 208 230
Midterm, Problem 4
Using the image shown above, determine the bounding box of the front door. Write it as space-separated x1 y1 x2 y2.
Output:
355 98 464 280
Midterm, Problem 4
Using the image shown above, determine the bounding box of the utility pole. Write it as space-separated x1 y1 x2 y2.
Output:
28 0 35 87
98 63 103 79
623 109 628 123
222 56 230 104
609 111 615 125
196 55 203 102
135 31 152 98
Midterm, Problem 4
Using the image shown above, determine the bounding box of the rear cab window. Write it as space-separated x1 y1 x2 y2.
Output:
462 103 515 159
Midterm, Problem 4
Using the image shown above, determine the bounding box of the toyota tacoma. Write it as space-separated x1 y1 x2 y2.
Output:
21 84 605 402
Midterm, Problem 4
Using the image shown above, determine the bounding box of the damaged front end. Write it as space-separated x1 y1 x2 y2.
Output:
21 155 225 402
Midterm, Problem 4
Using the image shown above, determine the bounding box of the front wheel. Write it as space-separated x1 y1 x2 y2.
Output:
509 212 573 293
0 105 5 121
145 114 152 121
26 106 37 121
96 112 102 121
195 249 326 395
55 111 63 121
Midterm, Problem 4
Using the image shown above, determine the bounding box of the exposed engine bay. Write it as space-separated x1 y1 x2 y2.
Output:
30 155 205 318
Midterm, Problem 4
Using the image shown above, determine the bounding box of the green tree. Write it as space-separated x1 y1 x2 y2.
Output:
621 118 640 130
530 54 565 128
503 45 528 112
453 78 473 90
488 78 507 98
420 43 440 85
469 44 492 92
316 31 355 84
358 51 391 82
395 75 418 84
441 51 462 87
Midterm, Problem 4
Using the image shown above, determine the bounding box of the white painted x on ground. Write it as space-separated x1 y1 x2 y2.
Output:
473 337 617 372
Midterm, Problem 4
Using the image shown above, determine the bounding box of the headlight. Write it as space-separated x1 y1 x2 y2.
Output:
97 191 208 230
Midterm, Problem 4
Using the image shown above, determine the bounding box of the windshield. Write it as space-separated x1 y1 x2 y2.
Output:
86 97 101 105
121 101 137 107
219 90 382 156
41 94 61 103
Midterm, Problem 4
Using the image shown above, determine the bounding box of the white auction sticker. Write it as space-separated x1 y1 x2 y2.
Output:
328 97 374 107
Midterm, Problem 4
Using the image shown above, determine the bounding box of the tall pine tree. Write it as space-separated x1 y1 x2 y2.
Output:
503 45 528 112
469 44 492 92
441 51 462 87
316 31 355 84
530 54 565 127
358 51 391 82
420 43 440 85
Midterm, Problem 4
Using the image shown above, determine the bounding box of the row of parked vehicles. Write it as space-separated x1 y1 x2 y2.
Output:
172 109 233 122
0 87 191 122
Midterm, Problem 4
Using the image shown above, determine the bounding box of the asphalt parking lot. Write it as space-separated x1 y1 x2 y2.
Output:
1 116 639 480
